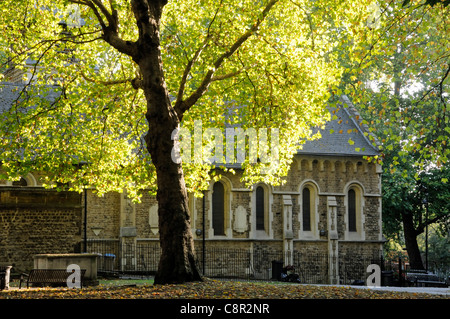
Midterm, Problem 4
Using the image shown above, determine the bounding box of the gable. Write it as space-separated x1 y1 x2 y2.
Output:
299 96 380 157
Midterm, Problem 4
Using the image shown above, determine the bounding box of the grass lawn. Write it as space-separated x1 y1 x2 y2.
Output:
98 278 155 287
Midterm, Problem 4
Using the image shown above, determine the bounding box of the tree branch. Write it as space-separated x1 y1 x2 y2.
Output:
90 0 118 29
68 0 138 58
211 64 256 82
174 37 210 110
174 0 279 119
438 62 449 108
416 213 448 236
415 61 450 107
69 0 107 29
79 68 143 89
173 1 223 115
1 29 101 69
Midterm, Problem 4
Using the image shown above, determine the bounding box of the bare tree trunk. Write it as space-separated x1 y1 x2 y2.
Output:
148 123 202 284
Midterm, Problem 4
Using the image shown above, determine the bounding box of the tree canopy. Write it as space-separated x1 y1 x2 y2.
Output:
339 0 449 174
1 0 377 200
2 0 448 282
335 0 449 269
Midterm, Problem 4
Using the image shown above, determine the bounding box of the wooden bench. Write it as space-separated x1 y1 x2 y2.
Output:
407 271 448 288
415 279 448 288
19 269 86 289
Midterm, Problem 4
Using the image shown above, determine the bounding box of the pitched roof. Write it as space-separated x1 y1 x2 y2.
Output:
0 82 24 113
298 95 380 157
0 82 60 114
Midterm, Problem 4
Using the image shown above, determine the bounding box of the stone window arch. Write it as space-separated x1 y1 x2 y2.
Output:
255 186 265 230
251 183 271 238
212 181 225 236
2 173 37 187
209 178 232 238
345 183 365 240
299 181 319 239
302 187 312 231
348 189 357 232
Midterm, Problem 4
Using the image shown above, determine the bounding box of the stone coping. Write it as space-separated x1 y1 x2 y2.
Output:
33 253 99 258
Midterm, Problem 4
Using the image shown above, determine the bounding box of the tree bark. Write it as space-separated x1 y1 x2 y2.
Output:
143 65 201 284
148 118 202 284
131 0 201 284
401 211 425 270
143 73 201 284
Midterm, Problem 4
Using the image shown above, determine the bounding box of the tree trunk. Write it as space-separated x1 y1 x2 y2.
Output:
150 128 202 284
134 0 201 284
142 55 202 285
402 212 425 270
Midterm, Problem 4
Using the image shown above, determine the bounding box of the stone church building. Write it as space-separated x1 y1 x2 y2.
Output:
1 75 384 284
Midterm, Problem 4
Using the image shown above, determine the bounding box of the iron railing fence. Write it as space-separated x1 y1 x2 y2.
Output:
86 239 387 285
338 251 384 285
294 251 330 284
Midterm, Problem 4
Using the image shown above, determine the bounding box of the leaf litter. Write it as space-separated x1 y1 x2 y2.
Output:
1 278 448 299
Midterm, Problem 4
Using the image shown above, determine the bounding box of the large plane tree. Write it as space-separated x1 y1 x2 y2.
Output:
1 0 376 284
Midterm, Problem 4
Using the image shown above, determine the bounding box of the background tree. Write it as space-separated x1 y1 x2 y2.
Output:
338 0 449 269
382 149 450 270
0 0 376 283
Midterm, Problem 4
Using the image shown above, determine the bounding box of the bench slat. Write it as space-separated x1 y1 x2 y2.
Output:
20 269 86 288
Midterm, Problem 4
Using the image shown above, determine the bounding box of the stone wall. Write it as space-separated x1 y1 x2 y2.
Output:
83 154 383 249
0 152 383 279
83 191 120 239
0 188 82 272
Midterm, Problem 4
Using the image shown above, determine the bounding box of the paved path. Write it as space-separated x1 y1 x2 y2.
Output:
339 284 450 296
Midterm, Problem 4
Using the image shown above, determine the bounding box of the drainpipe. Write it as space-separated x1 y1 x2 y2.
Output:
84 188 87 253
202 191 206 275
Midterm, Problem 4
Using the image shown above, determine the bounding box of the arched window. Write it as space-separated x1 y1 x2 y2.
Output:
346 184 364 240
212 182 225 236
302 187 311 231
256 186 265 231
252 184 271 238
12 177 28 187
348 189 357 232
299 183 319 239
2 173 37 187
